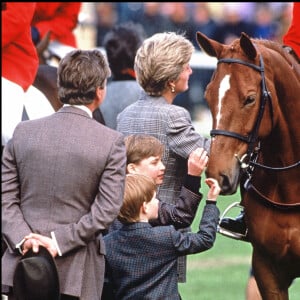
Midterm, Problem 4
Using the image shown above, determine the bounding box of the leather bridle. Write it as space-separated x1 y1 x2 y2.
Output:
211 55 273 156
210 55 300 208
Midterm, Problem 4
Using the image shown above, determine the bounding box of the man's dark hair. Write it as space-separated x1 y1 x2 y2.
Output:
104 22 146 79
57 49 110 105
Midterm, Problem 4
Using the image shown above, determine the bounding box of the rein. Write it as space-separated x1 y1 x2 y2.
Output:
247 183 300 211
211 55 300 209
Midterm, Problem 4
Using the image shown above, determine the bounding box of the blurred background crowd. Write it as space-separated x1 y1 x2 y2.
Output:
74 2 293 131
78 2 292 47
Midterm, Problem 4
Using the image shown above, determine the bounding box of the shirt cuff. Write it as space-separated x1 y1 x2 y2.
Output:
51 231 62 256
206 200 217 205
184 175 201 194
15 238 26 255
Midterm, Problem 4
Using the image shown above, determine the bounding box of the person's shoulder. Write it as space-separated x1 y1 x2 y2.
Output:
11 115 53 139
151 225 180 242
89 119 124 142
106 81 141 97
151 224 176 235
165 103 191 118
98 123 124 137
13 120 33 133
171 103 190 112
118 100 139 114
103 229 120 243
107 80 140 88
17 114 52 128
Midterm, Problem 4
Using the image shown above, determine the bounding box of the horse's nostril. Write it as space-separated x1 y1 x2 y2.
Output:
220 174 232 195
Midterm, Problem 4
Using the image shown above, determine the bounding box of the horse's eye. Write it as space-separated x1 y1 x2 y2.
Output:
244 95 256 106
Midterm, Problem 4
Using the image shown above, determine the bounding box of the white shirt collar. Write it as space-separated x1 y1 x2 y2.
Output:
63 104 93 118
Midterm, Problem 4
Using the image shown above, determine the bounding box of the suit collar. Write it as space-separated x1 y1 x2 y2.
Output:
121 222 152 231
58 105 92 118
62 104 93 118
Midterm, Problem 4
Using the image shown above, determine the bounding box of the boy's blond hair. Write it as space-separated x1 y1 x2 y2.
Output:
125 134 164 165
118 174 156 224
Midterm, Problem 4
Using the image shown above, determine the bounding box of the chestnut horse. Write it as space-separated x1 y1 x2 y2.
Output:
196 31 300 299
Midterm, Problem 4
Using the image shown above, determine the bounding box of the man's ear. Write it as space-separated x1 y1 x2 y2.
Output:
96 87 104 102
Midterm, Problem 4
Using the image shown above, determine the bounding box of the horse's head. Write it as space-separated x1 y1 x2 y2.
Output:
196 32 276 195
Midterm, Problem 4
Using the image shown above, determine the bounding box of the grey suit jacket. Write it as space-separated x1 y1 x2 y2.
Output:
2 106 126 300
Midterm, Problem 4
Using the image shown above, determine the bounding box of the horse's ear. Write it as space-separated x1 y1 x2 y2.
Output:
196 31 222 58
240 32 257 60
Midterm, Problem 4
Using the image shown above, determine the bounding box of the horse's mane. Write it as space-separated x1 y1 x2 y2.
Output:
255 38 285 56
252 38 300 75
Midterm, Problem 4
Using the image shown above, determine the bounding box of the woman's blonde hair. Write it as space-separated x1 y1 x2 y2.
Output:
118 174 156 224
134 32 194 96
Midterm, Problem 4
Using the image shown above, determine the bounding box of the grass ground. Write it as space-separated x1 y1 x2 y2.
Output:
178 179 300 299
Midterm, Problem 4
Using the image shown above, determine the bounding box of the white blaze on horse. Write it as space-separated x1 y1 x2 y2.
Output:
196 31 300 300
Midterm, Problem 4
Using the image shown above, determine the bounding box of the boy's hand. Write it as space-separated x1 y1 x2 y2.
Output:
205 178 221 201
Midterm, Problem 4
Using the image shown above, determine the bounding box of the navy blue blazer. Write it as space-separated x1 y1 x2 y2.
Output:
104 203 219 300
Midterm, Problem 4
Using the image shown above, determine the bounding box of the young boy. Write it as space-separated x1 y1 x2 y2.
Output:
102 134 209 299
104 173 220 299
109 134 208 232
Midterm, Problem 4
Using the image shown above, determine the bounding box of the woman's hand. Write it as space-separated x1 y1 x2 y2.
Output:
188 147 208 176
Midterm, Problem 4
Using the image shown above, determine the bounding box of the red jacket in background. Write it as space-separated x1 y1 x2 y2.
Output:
283 2 300 58
2 2 38 91
32 2 81 47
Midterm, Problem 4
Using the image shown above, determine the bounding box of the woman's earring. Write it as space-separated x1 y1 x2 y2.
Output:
171 86 175 93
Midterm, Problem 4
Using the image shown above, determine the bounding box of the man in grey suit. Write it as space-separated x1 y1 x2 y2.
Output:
2 49 127 300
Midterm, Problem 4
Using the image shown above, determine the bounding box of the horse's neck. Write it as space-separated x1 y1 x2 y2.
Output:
257 62 300 202
272 53 300 156
258 133 300 203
